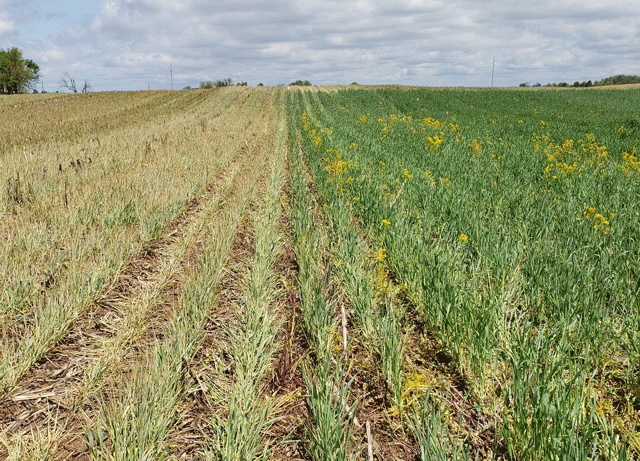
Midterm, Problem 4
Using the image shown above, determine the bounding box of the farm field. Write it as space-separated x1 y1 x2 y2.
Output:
0 85 638 460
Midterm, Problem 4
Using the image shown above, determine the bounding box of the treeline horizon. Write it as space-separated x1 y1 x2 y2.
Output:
520 74 640 88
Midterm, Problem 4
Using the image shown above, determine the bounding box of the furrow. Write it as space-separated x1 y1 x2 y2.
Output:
0 91 271 460
77 92 277 460
167 87 293 460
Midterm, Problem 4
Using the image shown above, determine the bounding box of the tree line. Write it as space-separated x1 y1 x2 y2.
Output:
197 78 247 89
520 74 640 88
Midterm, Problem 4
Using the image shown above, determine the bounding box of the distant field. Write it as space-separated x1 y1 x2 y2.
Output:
0 86 638 460
591 83 640 89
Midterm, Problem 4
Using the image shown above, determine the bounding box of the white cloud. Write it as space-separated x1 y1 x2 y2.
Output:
0 12 15 36
5 0 640 90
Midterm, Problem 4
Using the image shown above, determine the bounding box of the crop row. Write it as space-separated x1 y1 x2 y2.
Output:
291 87 640 459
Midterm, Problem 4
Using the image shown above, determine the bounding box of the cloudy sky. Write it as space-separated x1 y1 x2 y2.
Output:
1 0 638 91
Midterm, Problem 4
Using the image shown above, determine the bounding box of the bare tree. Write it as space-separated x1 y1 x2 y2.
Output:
60 71 77 93
60 72 91 93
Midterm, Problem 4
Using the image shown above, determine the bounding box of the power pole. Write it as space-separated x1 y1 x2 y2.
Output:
491 56 496 87
170 64 173 90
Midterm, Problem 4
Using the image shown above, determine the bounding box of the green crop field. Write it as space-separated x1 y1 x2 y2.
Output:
0 85 638 460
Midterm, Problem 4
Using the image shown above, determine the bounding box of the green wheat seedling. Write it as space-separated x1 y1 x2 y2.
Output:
287 92 359 460
409 390 472 461
87 348 185 461
289 87 640 458
501 324 606 461
78 157 240 396
376 299 407 413
87 152 261 460
303 360 358 461
206 109 287 460
0 89 246 394
327 196 379 346
87 214 240 460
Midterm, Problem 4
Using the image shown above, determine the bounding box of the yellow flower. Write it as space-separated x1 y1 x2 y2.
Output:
382 219 391 226
469 138 482 155
376 248 387 261
459 234 468 242
403 168 412 179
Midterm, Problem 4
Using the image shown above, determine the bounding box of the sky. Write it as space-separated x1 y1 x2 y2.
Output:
0 0 639 92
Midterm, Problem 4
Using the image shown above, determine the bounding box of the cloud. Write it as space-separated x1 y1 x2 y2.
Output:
0 12 15 36
7 0 640 90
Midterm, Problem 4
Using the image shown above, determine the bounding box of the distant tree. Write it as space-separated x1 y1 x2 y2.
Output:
0 47 40 94
257 83 264 87
519 83 529 87
290 80 312 86
182 85 192 90
533 82 542 87
200 81 214 89
611 75 635 85
60 72 77 92
236 81 247 86
215 78 233 87
60 72 91 93
594 75 640 86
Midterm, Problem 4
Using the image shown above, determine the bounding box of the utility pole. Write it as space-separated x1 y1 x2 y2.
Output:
170 64 173 90
491 56 495 88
